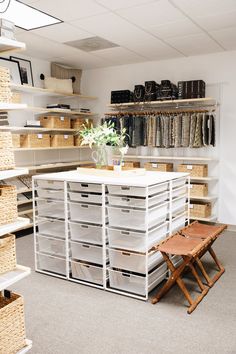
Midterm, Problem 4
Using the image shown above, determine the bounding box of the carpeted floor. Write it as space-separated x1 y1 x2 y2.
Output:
12 231 236 354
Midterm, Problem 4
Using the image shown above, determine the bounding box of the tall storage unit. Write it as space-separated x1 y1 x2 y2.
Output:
33 170 189 300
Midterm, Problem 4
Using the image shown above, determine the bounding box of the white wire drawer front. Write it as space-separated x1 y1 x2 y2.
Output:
107 222 168 253
69 222 103 245
37 199 65 219
172 212 187 233
107 202 168 231
172 185 187 199
37 253 66 276
68 191 104 204
37 189 64 200
71 261 104 285
37 218 65 239
69 182 105 194
109 249 163 274
36 180 64 190
107 191 168 208
69 202 104 224
171 196 187 214
108 263 167 296
172 177 187 189
37 234 66 257
107 182 168 197
70 241 104 265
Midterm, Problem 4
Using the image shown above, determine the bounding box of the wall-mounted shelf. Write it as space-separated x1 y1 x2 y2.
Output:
124 155 217 162
11 84 97 100
0 217 30 237
0 37 26 54
17 188 32 194
14 146 89 152
190 176 218 182
17 339 32 354
17 160 93 171
0 103 27 111
26 106 96 116
0 168 28 180
0 264 31 292
190 196 217 201
190 215 217 222
0 126 78 134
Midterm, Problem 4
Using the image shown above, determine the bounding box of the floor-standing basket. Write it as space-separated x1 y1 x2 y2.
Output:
0 234 16 275
0 292 26 354
0 185 17 225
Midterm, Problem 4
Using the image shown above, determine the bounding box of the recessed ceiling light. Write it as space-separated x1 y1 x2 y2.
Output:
1 0 62 30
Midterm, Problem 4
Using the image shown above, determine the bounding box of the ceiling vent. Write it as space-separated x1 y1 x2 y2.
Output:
65 36 119 52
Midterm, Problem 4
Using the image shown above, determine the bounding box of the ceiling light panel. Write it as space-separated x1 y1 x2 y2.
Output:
2 0 61 30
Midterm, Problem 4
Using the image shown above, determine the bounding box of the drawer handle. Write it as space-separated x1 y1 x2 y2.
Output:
121 186 130 190
122 252 131 256
122 273 130 277
81 194 89 198
81 184 88 188
82 264 90 268
121 209 130 213
121 231 130 235
81 205 89 208
81 225 89 229
82 244 90 248
122 197 130 202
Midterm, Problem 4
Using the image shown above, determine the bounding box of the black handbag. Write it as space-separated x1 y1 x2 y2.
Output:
134 85 145 102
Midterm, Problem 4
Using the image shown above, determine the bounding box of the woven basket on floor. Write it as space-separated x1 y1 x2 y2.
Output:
0 234 16 275
0 185 17 225
0 292 26 354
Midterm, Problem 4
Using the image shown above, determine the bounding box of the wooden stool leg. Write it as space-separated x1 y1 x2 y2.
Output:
207 246 225 285
186 261 209 293
195 257 213 287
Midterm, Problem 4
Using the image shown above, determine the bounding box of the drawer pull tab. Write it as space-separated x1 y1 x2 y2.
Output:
81 184 88 188
82 244 90 248
122 273 130 277
121 209 130 213
82 264 90 268
121 186 130 190
122 197 130 202
121 231 130 235
81 205 89 208
81 194 89 198
122 252 131 256
81 225 89 229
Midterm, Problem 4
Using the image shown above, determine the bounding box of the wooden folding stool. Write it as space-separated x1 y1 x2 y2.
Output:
151 234 211 314
180 221 227 287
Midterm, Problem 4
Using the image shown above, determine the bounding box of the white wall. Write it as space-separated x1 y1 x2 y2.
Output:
82 50 236 225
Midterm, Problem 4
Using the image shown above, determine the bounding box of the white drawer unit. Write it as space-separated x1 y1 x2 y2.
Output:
37 188 64 200
107 191 168 208
109 249 163 274
172 177 187 189
107 202 168 231
171 196 186 214
107 222 168 252
69 202 104 224
37 199 64 219
172 212 187 233
71 261 104 285
37 234 66 257
108 263 167 296
68 191 104 204
69 222 103 245
70 241 103 265
172 185 187 199
108 182 168 197
36 180 64 190
69 182 105 194
37 253 66 276
37 218 65 239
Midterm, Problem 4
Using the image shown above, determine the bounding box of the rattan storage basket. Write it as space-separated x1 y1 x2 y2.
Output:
20 134 50 148
51 134 74 147
12 134 21 148
190 201 211 218
144 162 173 172
71 117 92 130
0 66 12 103
74 135 83 146
190 183 208 197
0 292 26 354
0 185 17 225
122 161 140 169
177 164 208 177
39 115 71 129
0 132 13 149
0 149 15 170
0 234 16 275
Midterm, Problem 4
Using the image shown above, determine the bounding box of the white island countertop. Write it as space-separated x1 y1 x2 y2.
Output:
33 169 189 187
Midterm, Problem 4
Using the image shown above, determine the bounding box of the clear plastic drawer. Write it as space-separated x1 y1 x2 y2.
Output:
69 182 104 193
37 253 66 276
37 234 66 257
70 241 103 265
107 202 168 231
69 202 104 224
109 249 163 274
71 261 104 285
171 196 186 214
108 182 168 197
36 180 64 190
68 191 104 204
69 222 103 245
107 191 168 208
37 189 64 200
37 199 64 219
107 222 168 252
37 218 65 239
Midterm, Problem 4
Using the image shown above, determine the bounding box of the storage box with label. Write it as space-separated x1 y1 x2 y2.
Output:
190 183 208 197
0 185 17 225
12 134 20 148
122 161 140 169
51 134 74 147
20 134 50 148
39 115 71 129
189 201 211 218
71 118 92 130
177 164 208 177
144 162 173 172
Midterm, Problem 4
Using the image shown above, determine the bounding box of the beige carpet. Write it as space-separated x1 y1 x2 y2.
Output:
12 231 236 354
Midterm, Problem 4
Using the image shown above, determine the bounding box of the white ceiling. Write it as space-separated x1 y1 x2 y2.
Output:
14 0 236 69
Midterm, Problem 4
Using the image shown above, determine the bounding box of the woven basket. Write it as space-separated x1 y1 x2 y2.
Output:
39 115 71 129
190 183 208 197
0 185 17 225
0 132 13 149
51 134 74 147
74 135 83 146
0 149 15 170
0 234 16 275
190 202 211 218
144 162 173 172
0 292 26 354
20 134 50 148
177 164 208 177
12 134 21 148
71 118 92 130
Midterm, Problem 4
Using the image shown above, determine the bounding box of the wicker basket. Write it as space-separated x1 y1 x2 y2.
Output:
0 132 13 149
20 134 50 148
0 185 17 225
12 134 21 148
51 134 74 147
0 66 12 103
190 183 208 197
71 118 92 130
39 115 71 129
74 135 83 146
144 162 173 172
122 161 140 169
177 164 208 177
0 292 26 354
10 92 21 104
190 202 211 218
0 149 15 170
0 234 16 275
